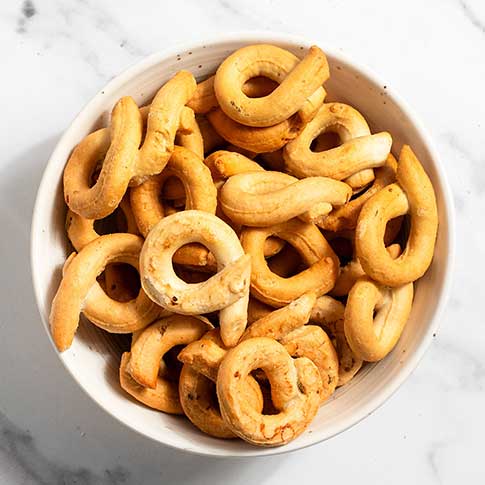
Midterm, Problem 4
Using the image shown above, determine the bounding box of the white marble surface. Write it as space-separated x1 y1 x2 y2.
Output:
0 0 483 483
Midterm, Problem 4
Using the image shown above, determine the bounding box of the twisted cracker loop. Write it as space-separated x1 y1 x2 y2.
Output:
130 145 217 237
344 278 414 361
284 103 392 184
220 171 351 226
132 71 197 183
214 45 329 127
129 314 211 389
216 337 322 446
63 97 143 219
50 234 161 351
120 352 182 414
178 330 227 381
140 210 250 347
355 145 438 286
135 106 203 202
330 318 363 386
310 295 346 327
241 218 338 307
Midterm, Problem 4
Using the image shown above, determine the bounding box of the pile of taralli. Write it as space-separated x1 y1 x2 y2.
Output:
50 44 438 447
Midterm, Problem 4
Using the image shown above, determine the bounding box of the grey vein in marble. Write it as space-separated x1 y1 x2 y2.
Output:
426 441 445 485
0 411 130 485
16 0 36 34
459 0 485 34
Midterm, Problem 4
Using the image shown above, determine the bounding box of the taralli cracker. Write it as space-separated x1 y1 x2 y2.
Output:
356 145 438 286
130 146 217 236
50 43 440 447
241 219 338 307
284 103 392 184
217 337 322 446
140 210 250 347
120 352 183 414
219 171 351 226
344 278 414 361
132 71 197 184
214 45 329 127
129 314 211 389
50 234 162 351
63 97 143 219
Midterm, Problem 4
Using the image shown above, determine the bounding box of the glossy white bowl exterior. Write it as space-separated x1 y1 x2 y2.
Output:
31 32 454 457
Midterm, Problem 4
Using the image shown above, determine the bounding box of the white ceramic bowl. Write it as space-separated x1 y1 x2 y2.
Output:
31 32 454 457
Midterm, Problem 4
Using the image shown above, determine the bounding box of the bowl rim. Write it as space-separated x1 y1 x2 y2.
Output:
30 30 455 457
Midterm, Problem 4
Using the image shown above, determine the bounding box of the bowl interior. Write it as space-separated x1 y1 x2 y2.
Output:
31 34 453 456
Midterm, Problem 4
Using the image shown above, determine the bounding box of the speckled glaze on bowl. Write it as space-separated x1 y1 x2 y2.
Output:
30 32 454 457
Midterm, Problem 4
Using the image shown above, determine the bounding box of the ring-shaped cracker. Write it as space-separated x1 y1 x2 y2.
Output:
220 171 351 227
140 210 250 347
50 234 161 351
214 45 329 127
119 352 182 414
216 337 322 446
355 145 438 286
284 103 392 184
344 278 414 361
130 146 217 237
63 97 143 219
129 314 212 389
241 218 338 307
